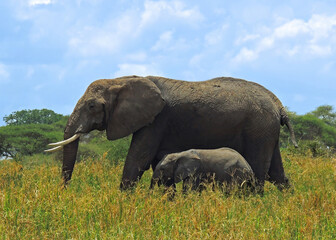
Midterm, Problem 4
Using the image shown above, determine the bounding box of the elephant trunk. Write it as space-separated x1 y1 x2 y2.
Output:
62 115 81 185
151 169 162 189
62 135 79 185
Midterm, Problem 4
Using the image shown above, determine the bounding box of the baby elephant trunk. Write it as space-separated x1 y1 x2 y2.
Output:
150 170 162 189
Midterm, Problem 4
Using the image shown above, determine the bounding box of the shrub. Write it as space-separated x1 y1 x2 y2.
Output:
0 124 63 158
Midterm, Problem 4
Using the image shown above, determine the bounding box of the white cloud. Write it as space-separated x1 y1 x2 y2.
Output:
125 52 148 62
66 1 203 57
29 0 53 6
189 53 203 67
233 14 336 63
235 34 260 45
113 63 161 78
151 31 173 51
308 14 336 43
68 14 137 57
309 44 332 56
205 24 229 46
274 19 309 38
140 0 203 28
0 64 10 83
151 32 192 54
233 48 258 63
258 37 274 50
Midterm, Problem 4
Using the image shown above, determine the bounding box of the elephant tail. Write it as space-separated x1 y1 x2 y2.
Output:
280 109 298 148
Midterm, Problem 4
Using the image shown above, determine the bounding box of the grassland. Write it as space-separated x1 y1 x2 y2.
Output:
1 147 336 239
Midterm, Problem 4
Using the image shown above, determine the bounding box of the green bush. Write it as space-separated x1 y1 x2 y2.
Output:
78 131 131 165
3 109 64 125
282 140 334 158
0 124 64 158
280 110 336 154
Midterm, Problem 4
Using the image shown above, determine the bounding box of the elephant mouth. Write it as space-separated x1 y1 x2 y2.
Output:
92 121 106 131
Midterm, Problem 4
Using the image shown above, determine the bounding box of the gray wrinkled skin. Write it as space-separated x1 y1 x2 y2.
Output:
151 147 255 193
62 75 297 191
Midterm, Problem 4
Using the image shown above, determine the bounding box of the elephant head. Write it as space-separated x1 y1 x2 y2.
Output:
46 76 165 185
152 151 201 187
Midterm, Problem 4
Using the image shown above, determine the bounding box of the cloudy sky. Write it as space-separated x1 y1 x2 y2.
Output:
1 0 336 125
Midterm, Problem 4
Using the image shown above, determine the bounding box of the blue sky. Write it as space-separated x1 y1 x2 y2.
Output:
1 0 336 126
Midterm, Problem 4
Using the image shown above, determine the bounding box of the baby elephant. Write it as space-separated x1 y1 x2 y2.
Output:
151 147 255 193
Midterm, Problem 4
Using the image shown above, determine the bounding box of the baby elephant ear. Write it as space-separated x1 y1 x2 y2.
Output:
174 153 201 183
106 77 165 140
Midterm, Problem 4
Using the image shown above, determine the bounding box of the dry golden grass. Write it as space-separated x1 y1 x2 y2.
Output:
0 152 336 239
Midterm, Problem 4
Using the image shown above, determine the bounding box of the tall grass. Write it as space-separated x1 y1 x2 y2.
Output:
1 151 336 239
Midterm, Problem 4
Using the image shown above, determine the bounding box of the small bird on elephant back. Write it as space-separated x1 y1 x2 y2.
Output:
45 75 298 193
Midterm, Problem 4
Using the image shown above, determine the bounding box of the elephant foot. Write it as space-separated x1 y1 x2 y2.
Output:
164 186 176 201
120 180 137 191
274 176 292 192
252 179 265 196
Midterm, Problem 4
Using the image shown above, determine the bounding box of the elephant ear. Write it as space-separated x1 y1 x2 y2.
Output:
106 77 165 140
174 153 201 183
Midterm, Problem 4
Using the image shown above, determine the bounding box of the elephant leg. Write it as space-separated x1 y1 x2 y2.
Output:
191 177 203 192
163 182 176 200
243 139 275 194
121 156 145 190
182 177 192 193
151 157 160 172
267 142 290 190
120 122 164 190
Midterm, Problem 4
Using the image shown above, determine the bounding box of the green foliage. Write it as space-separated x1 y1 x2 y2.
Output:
0 107 130 163
2 105 336 161
3 109 63 125
282 140 334 158
78 131 131 165
280 106 336 156
294 114 336 145
0 123 64 158
310 105 336 127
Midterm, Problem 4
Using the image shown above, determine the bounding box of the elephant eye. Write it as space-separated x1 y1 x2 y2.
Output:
88 103 95 110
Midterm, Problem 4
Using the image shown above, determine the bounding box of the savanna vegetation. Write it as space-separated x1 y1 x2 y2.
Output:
0 106 336 239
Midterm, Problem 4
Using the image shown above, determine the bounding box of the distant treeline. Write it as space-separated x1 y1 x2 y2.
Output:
1 106 336 159
0 109 67 158
280 105 336 156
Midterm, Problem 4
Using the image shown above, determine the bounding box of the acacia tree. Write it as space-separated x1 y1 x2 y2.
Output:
280 106 336 156
0 124 63 157
3 109 63 125
310 105 336 127
0 110 67 157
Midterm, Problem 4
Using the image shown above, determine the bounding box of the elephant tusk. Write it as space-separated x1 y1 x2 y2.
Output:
48 133 81 147
240 180 247 188
44 145 63 153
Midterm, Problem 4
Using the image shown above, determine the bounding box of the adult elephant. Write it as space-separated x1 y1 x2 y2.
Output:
46 75 297 191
